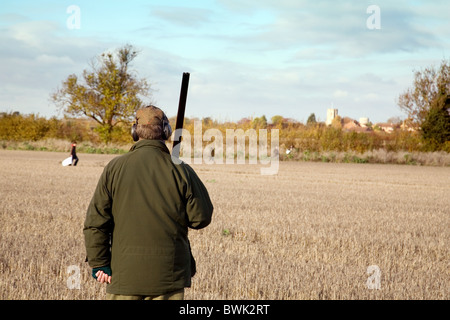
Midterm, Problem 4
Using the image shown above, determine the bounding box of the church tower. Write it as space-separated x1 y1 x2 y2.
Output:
326 108 338 126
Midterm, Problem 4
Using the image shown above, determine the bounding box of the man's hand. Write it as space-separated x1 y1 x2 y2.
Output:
92 266 112 284
95 270 111 284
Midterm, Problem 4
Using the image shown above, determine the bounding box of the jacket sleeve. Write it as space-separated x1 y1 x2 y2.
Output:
183 165 213 230
83 167 114 268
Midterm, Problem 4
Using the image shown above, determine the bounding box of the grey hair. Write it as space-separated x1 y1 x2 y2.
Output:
135 123 165 140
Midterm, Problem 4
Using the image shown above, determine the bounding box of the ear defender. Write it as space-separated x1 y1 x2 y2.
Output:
162 115 172 140
131 120 139 142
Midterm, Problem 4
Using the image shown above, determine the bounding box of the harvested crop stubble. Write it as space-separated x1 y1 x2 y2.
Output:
0 150 448 299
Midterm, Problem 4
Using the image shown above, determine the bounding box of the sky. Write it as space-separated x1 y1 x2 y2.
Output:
1 0 449 124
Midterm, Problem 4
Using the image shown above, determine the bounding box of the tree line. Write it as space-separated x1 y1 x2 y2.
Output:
1 111 448 154
1 45 449 153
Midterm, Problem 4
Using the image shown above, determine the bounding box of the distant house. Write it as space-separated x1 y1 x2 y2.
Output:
342 118 372 132
400 120 417 132
342 118 358 130
375 123 396 133
349 126 372 133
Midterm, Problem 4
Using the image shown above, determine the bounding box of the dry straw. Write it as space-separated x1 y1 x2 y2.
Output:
0 150 448 299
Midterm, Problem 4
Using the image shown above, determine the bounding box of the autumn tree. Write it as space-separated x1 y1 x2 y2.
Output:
52 44 151 143
331 115 342 129
251 115 267 129
271 115 284 127
398 59 449 129
420 95 450 150
306 113 317 126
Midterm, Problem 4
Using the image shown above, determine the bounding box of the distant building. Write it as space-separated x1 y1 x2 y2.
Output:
359 117 369 127
342 118 372 132
375 123 396 133
400 119 417 132
343 119 359 131
326 108 338 126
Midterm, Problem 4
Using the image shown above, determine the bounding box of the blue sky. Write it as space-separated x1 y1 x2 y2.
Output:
1 0 449 123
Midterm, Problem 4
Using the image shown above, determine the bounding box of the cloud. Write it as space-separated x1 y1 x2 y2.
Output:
35 54 75 65
150 6 213 28
0 18 115 116
334 90 349 98
8 20 58 48
217 0 441 61
292 47 337 61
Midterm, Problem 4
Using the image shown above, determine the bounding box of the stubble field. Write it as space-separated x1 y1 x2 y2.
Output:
0 149 448 300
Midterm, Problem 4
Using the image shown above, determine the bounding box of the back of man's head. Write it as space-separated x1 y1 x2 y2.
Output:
134 105 172 141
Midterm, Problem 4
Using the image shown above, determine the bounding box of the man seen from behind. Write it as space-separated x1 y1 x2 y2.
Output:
83 105 213 300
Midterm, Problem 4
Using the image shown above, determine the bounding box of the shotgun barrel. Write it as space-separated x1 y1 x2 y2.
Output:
172 72 190 157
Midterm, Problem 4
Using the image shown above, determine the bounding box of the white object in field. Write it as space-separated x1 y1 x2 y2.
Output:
62 156 73 166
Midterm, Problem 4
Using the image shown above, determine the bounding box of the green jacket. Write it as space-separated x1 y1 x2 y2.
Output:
83 139 213 296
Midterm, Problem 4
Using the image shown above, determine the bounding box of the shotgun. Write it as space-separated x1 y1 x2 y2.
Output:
172 73 196 276
172 72 190 158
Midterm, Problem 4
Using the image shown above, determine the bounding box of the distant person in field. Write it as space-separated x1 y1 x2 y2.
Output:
70 141 79 166
83 105 213 300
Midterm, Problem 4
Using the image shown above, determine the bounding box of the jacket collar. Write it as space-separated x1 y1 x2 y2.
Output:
129 139 170 154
